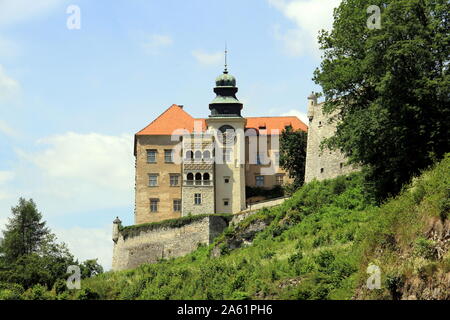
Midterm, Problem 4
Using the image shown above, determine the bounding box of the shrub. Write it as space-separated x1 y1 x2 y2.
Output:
23 284 53 300
414 238 438 260
75 287 100 300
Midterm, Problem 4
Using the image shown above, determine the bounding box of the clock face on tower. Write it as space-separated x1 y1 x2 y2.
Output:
218 125 236 145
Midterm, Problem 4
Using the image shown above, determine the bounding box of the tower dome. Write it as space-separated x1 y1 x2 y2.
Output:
208 49 243 118
215 72 236 87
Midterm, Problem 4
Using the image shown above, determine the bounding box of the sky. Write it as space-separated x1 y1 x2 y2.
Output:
0 0 341 270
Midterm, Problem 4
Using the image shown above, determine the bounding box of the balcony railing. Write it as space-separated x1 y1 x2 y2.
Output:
184 180 212 186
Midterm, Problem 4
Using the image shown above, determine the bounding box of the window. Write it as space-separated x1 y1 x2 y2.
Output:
320 168 324 174
256 175 264 187
274 152 280 164
203 150 211 160
148 174 158 187
203 173 211 185
170 174 179 186
223 149 232 163
276 175 284 185
195 173 202 185
194 193 202 205
224 176 230 184
186 172 194 185
185 150 193 160
340 163 343 169
194 151 202 161
173 199 181 212
164 150 173 163
147 150 157 163
223 199 230 206
150 199 159 212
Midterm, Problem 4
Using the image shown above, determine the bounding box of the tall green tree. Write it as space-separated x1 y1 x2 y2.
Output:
0 198 102 290
279 127 308 191
314 0 449 200
0 198 50 262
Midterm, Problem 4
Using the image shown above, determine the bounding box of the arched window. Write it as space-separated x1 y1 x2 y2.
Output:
185 151 193 160
186 173 194 186
194 151 202 160
195 172 202 185
203 150 211 160
203 172 211 185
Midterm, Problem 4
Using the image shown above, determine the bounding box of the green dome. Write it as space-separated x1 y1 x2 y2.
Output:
215 72 236 87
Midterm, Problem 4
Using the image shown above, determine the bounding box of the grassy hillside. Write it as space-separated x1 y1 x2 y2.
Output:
2 155 448 300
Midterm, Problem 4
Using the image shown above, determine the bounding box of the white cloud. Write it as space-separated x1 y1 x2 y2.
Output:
0 132 134 268
141 34 173 55
192 50 223 66
13 132 135 215
0 171 14 201
0 0 66 27
0 65 20 101
281 109 309 125
54 225 113 270
0 120 19 138
0 171 14 185
269 0 341 58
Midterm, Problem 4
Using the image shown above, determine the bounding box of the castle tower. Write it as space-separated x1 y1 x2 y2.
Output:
304 92 357 182
206 53 246 213
181 130 215 216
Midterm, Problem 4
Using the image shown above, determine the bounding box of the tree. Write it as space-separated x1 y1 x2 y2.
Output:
0 198 49 262
314 0 449 200
80 259 104 279
279 127 308 191
0 198 80 289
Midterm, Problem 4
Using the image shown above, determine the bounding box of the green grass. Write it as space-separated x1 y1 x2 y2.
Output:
4 154 448 300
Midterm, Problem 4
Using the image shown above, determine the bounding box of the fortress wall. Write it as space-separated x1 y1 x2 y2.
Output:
305 100 358 183
112 215 228 271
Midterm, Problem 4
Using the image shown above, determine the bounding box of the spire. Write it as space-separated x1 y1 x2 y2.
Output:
224 43 228 74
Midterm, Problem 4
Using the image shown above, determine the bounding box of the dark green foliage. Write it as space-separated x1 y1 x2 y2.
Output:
11 155 448 300
279 126 308 190
246 185 284 200
75 287 100 300
385 273 404 300
0 198 102 293
0 198 49 262
80 259 104 278
314 0 450 201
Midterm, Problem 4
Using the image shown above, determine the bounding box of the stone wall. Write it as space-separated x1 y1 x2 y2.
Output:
135 135 182 224
182 186 215 216
305 97 358 183
112 215 228 271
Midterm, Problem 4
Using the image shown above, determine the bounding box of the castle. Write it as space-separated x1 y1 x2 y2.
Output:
111 62 353 271
132 64 306 225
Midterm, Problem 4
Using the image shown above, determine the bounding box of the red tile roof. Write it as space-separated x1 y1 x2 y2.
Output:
136 104 308 136
245 116 307 133
136 104 206 136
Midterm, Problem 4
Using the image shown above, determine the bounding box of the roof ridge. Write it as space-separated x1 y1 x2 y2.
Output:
136 104 191 135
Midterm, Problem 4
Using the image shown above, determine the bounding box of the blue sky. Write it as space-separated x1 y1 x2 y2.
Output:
0 0 340 269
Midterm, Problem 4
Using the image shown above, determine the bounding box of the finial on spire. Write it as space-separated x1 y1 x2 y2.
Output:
224 43 228 74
